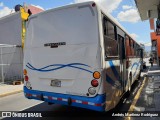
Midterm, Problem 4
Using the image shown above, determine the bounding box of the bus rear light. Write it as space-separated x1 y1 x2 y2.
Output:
88 87 96 95
92 3 96 7
91 79 99 87
26 81 31 89
23 69 27 75
93 71 100 79
25 76 29 81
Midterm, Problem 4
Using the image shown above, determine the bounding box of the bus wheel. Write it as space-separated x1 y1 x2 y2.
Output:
137 70 141 80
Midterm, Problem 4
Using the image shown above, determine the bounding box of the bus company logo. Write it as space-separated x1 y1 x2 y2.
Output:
44 42 66 48
2 112 11 117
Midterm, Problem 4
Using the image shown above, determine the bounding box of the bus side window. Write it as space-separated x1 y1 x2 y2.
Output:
103 17 118 59
128 38 132 56
103 19 107 35
125 36 130 57
129 38 131 47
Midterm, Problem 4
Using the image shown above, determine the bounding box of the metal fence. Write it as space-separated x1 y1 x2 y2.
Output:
0 44 23 84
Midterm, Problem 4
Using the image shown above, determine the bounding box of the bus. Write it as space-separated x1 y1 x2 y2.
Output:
23 1 143 112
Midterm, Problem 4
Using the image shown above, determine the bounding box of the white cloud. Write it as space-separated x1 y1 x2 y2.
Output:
69 2 74 4
75 0 122 13
117 8 140 23
0 7 14 18
122 5 132 10
0 2 4 7
130 33 139 39
144 42 151 46
46 8 51 10
138 40 145 44
31 4 45 10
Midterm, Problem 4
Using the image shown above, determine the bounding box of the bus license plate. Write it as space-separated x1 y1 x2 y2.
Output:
50 80 61 87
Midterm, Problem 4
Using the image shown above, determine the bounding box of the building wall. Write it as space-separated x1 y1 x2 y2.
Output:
0 5 44 83
151 32 160 58
0 13 22 45
0 46 23 83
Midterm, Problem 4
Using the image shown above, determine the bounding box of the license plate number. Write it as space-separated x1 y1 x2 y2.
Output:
50 80 61 87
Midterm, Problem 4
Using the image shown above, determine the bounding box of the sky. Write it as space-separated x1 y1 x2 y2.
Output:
0 0 151 49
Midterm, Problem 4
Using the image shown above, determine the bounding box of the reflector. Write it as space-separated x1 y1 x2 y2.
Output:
23 69 27 75
93 71 100 79
88 87 96 95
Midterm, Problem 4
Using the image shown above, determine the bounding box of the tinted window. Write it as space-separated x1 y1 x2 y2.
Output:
103 17 118 57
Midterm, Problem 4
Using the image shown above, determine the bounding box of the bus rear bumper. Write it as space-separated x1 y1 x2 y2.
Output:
24 86 106 112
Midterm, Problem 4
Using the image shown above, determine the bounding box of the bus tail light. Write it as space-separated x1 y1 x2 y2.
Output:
26 81 31 89
88 87 96 95
92 3 96 7
93 71 100 79
23 69 27 75
91 79 99 87
25 76 29 81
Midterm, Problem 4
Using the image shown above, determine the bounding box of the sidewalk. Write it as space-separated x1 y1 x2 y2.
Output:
147 64 160 76
0 84 23 98
132 64 160 113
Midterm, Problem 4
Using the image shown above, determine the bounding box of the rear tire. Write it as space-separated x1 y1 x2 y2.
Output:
137 71 141 80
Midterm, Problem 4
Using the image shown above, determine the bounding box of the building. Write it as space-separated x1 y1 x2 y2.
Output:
0 5 44 83
135 0 160 66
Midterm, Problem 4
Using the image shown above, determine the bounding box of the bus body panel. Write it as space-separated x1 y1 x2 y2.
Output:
24 2 103 99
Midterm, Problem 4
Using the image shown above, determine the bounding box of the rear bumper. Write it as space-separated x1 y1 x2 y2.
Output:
24 86 106 111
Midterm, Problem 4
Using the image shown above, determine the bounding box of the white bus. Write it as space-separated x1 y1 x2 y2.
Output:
23 1 143 111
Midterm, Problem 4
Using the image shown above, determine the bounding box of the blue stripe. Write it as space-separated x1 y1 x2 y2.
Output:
131 62 139 70
109 61 122 85
24 86 106 111
131 62 140 77
109 61 120 80
106 74 121 89
26 63 93 74
106 74 115 86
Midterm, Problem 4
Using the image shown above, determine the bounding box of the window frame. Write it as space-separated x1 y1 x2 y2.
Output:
102 13 119 60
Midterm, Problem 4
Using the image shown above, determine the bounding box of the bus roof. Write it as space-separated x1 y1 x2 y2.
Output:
28 1 140 45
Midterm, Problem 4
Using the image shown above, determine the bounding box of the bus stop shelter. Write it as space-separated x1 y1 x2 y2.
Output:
135 0 160 66
135 0 160 20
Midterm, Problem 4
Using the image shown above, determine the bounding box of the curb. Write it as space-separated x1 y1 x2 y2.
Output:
0 90 23 98
124 76 148 120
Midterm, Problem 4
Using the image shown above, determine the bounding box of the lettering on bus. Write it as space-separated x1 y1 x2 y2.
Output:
44 42 66 48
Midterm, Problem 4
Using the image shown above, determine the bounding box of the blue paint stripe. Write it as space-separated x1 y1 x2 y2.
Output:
30 63 91 70
106 74 121 89
131 62 139 70
24 86 106 111
26 63 93 74
106 74 115 86
131 62 140 77
109 61 120 80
